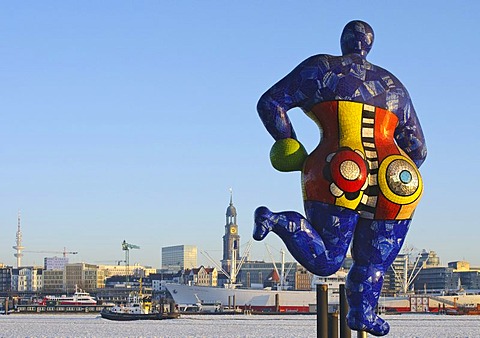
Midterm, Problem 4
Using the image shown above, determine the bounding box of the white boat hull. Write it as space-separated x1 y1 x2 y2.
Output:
166 284 337 312
167 284 480 314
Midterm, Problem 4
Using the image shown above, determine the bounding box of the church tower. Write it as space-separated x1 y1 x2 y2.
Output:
221 190 240 274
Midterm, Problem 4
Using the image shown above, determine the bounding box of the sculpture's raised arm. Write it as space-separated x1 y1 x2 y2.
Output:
257 57 318 141
395 102 427 168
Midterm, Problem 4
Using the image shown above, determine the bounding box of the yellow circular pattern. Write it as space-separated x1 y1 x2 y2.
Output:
230 227 237 234
377 155 423 205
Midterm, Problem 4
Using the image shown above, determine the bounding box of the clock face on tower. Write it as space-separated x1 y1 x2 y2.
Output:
230 226 237 234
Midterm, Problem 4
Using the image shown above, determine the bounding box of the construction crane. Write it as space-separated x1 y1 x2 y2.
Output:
24 247 78 258
122 240 140 286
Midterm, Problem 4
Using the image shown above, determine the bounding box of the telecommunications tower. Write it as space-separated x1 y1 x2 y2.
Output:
12 212 25 268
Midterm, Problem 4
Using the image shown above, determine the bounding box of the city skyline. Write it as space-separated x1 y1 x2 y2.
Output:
3 199 478 270
1 2 480 267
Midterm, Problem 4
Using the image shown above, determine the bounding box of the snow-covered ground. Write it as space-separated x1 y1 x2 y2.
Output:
1 313 479 337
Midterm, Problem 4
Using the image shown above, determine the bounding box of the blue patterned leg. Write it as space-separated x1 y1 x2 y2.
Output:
346 218 410 336
253 202 358 276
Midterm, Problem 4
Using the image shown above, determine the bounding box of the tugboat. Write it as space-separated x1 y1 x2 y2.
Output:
100 292 179 321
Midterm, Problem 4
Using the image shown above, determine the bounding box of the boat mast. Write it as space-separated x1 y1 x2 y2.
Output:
265 244 286 290
403 254 408 294
391 250 429 294
201 251 231 280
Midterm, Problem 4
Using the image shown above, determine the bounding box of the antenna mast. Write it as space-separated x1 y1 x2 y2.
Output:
12 211 25 268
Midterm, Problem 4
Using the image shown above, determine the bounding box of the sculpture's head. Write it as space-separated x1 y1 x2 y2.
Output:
340 20 374 57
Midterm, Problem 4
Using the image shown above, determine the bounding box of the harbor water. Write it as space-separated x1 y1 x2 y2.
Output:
1 313 479 338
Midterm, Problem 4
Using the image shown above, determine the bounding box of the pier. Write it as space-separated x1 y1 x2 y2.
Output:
12 305 112 314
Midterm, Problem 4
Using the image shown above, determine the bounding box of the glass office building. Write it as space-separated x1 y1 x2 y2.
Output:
161 245 197 271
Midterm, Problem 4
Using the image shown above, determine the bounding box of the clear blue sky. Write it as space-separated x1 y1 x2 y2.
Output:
1 1 479 268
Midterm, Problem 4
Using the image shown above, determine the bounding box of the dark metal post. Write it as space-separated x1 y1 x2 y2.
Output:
275 293 280 312
356 331 367 338
339 284 351 338
328 312 339 338
316 284 328 338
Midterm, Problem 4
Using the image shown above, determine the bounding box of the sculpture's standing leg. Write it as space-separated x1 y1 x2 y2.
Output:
346 218 410 336
254 202 358 276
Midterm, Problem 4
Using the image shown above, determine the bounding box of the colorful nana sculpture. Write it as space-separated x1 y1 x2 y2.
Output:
253 20 427 336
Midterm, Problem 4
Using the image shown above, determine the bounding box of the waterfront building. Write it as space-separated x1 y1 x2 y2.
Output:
184 266 218 287
295 266 314 291
0 266 14 293
151 276 163 292
104 275 152 288
221 191 241 274
43 269 65 293
449 261 471 271
97 264 130 278
44 256 69 270
16 266 43 292
64 263 102 292
413 266 459 293
132 266 157 277
457 270 480 290
150 271 182 291
449 261 480 290
161 245 197 271
96 264 154 279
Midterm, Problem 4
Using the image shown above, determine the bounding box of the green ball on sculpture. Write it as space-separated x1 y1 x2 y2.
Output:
270 138 308 172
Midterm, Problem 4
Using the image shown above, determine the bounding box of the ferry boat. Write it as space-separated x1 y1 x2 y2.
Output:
39 285 97 306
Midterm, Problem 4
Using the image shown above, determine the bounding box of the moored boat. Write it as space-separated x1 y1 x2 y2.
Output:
100 308 179 321
100 292 179 321
167 273 480 315
166 270 346 313
39 285 97 306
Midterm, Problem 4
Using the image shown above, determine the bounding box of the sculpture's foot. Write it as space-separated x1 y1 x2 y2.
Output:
347 310 390 337
253 206 273 240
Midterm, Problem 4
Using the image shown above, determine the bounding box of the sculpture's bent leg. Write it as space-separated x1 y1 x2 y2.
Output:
346 218 410 336
254 202 358 276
